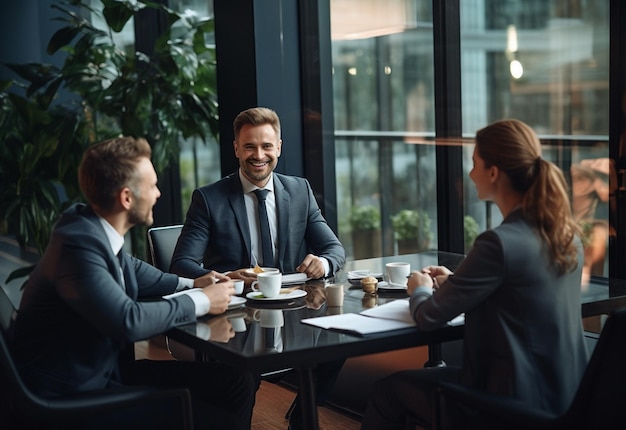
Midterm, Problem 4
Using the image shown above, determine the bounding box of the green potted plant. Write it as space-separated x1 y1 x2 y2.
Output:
1 0 218 265
464 215 480 253
390 209 433 254
349 205 382 259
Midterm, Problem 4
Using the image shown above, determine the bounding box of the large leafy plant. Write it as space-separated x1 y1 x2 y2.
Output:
37 0 219 172
1 0 218 266
0 89 87 254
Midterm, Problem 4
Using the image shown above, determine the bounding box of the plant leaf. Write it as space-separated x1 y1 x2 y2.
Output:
47 25 81 55
102 0 140 32
5 265 35 285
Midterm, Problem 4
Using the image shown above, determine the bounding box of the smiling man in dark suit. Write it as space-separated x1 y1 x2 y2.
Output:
10 136 259 429
170 106 345 283
170 107 346 429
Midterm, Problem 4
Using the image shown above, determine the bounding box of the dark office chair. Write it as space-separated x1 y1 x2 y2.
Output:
147 224 184 271
431 307 626 430
0 287 194 430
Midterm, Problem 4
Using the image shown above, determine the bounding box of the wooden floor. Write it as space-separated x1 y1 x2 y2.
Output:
135 338 361 430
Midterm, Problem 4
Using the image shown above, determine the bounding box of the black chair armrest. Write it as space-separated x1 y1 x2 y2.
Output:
38 385 191 414
14 385 193 430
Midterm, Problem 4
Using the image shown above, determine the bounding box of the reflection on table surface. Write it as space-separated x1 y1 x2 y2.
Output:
170 252 464 368
169 251 626 370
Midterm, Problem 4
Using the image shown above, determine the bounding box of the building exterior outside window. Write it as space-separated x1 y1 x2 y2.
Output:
330 0 609 283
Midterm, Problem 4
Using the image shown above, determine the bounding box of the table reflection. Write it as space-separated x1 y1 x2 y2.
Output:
193 282 331 355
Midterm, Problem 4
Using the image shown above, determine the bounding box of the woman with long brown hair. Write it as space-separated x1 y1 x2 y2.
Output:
362 119 588 429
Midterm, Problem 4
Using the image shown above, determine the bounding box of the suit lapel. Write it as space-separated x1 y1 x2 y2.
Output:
273 176 290 268
228 174 252 259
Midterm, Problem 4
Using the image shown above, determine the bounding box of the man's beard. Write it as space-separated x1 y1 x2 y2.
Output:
128 202 153 227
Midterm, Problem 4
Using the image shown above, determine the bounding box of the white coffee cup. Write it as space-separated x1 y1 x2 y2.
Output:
251 271 282 298
386 262 411 285
325 283 344 307
253 309 284 328
233 279 244 295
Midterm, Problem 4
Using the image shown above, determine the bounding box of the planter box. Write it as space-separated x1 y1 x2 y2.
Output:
352 229 382 259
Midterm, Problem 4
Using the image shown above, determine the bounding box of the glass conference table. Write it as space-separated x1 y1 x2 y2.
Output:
165 251 626 430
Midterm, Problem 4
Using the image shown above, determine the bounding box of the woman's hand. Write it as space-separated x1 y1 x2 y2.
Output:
421 265 453 291
406 271 434 295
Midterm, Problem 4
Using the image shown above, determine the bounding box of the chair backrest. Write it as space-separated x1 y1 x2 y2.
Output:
147 225 183 271
566 307 626 428
0 285 194 428
1 286 23 394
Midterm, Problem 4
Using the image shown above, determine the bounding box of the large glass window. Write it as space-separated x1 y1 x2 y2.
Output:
331 0 437 259
330 0 610 284
460 0 610 284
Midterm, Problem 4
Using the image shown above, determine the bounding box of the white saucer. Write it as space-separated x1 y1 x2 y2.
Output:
244 267 280 275
228 296 247 309
246 289 307 302
386 282 408 289
347 271 383 280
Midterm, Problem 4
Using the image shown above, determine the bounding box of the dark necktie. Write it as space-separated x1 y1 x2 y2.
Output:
117 250 127 290
253 189 274 267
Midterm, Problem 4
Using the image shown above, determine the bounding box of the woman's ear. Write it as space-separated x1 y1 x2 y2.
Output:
489 165 499 183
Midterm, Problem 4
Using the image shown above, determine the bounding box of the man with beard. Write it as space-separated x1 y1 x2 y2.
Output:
10 136 259 429
171 106 345 283
170 107 346 429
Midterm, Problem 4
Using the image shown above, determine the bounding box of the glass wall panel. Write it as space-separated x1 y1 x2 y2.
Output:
460 0 610 283
331 0 436 259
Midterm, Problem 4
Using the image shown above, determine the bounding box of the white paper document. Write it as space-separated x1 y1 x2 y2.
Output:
301 299 464 336
281 272 310 285
301 299 415 336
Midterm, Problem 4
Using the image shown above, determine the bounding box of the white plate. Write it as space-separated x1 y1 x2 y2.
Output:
246 289 307 302
228 296 247 309
244 267 280 275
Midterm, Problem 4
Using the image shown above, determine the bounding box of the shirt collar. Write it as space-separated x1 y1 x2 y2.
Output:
239 169 275 194
98 216 125 255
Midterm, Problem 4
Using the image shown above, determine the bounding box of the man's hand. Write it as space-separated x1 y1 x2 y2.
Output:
193 270 231 289
201 281 235 315
296 254 325 279
228 268 258 286
206 316 235 342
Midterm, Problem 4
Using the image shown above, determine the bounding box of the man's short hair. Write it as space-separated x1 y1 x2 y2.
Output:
233 107 281 140
78 136 152 211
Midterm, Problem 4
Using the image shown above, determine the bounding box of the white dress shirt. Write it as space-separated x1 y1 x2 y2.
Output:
238 170 330 276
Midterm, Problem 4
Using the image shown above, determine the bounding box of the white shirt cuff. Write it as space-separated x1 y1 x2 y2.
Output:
176 277 195 291
320 257 330 277
163 288 211 317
